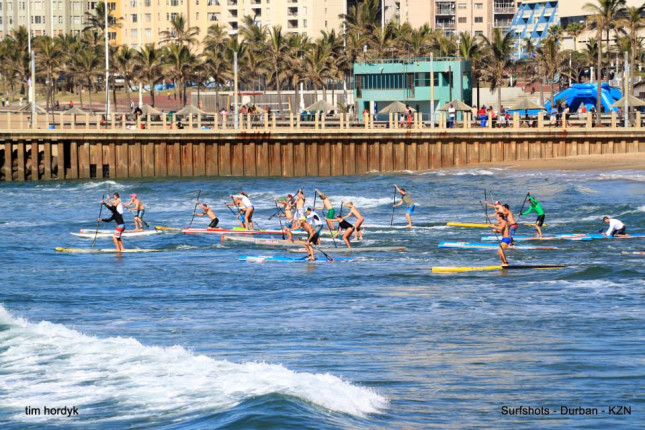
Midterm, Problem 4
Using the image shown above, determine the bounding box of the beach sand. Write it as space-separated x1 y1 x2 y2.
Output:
483 152 645 171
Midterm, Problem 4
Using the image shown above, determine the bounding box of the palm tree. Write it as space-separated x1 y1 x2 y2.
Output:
70 47 102 110
6 27 30 97
133 44 163 107
159 14 200 49
34 36 63 111
584 0 626 122
304 40 332 100
537 37 566 106
618 5 645 96
481 28 514 112
265 26 289 117
459 32 482 107
164 42 194 106
566 22 585 53
83 1 122 33
113 45 138 110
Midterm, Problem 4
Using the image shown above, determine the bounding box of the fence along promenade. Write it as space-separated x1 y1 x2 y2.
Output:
1 110 644 181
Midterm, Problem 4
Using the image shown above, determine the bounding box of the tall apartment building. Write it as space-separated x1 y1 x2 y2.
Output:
397 0 518 39
116 0 347 48
0 1 117 40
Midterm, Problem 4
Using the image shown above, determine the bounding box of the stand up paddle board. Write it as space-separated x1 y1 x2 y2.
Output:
239 255 353 263
438 242 557 250
432 264 566 273
71 229 161 238
55 247 161 254
447 222 546 228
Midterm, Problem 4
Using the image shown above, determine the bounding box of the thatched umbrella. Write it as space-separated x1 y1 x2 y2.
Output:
512 98 545 111
65 106 87 115
175 105 207 116
610 94 645 108
437 100 473 112
305 99 335 112
378 101 415 114
138 104 162 116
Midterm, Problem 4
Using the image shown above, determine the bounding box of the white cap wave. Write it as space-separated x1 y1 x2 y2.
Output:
0 305 387 423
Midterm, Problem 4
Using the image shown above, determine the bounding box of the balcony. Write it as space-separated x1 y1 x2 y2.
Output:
227 0 237 5
493 19 512 28
252 7 261 17
435 20 455 29
251 0 261 4
493 4 515 14
436 6 455 16
288 7 298 16
288 19 298 29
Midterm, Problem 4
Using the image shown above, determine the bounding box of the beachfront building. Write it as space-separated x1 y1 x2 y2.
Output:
116 0 347 47
394 0 518 39
508 0 559 59
0 0 117 39
354 57 471 121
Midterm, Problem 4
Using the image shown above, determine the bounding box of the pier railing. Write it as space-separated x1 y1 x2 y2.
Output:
1 110 644 182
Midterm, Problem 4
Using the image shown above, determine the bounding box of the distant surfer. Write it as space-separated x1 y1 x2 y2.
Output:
194 202 219 228
393 185 415 228
521 195 545 238
99 196 126 252
490 212 510 266
602 216 629 237
125 193 147 231
314 189 337 233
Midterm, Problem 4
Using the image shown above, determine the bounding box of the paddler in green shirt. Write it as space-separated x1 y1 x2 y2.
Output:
521 195 545 238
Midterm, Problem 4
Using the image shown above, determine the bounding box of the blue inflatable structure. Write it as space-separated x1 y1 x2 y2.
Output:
544 83 621 113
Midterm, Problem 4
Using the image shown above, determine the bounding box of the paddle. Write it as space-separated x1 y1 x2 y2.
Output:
188 190 201 228
274 199 285 239
390 185 397 226
516 192 530 221
91 194 104 249
312 243 334 261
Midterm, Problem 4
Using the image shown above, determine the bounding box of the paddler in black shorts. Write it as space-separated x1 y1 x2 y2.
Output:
99 198 126 252
194 202 219 228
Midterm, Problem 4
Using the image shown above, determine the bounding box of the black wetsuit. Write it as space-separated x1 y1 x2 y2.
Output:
209 217 219 228
339 219 353 230
101 203 125 225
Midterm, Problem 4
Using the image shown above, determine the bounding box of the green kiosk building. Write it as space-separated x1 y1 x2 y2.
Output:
354 57 472 122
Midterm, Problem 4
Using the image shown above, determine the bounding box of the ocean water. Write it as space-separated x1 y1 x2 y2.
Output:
1 168 644 429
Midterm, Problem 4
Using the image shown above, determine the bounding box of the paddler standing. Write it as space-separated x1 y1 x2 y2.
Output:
342 201 365 240
314 189 337 233
393 185 415 228
125 193 148 232
230 192 254 230
521 194 545 238
98 195 126 252
277 195 295 241
490 212 510 266
194 202 219 228
305 207 325 245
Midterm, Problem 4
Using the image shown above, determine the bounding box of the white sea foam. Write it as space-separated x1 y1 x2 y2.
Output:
0 306 387 423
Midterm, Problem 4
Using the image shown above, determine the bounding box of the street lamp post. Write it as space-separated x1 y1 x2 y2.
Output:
27 0 36 129
105 0 110 118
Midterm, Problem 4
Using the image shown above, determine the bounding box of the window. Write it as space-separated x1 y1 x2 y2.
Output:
302 19 307 27
132 14 138 23
196 12 199 20
131 29 138 38
474 16 483 23
145 0 151 6
59 16 63 23
458 2 466 8
145 13 151 22
475 2 483 9
208 12 217 21
145 28 152 38
458 17 466 23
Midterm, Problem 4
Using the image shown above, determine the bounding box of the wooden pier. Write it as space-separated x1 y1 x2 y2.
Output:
1 111 644 181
